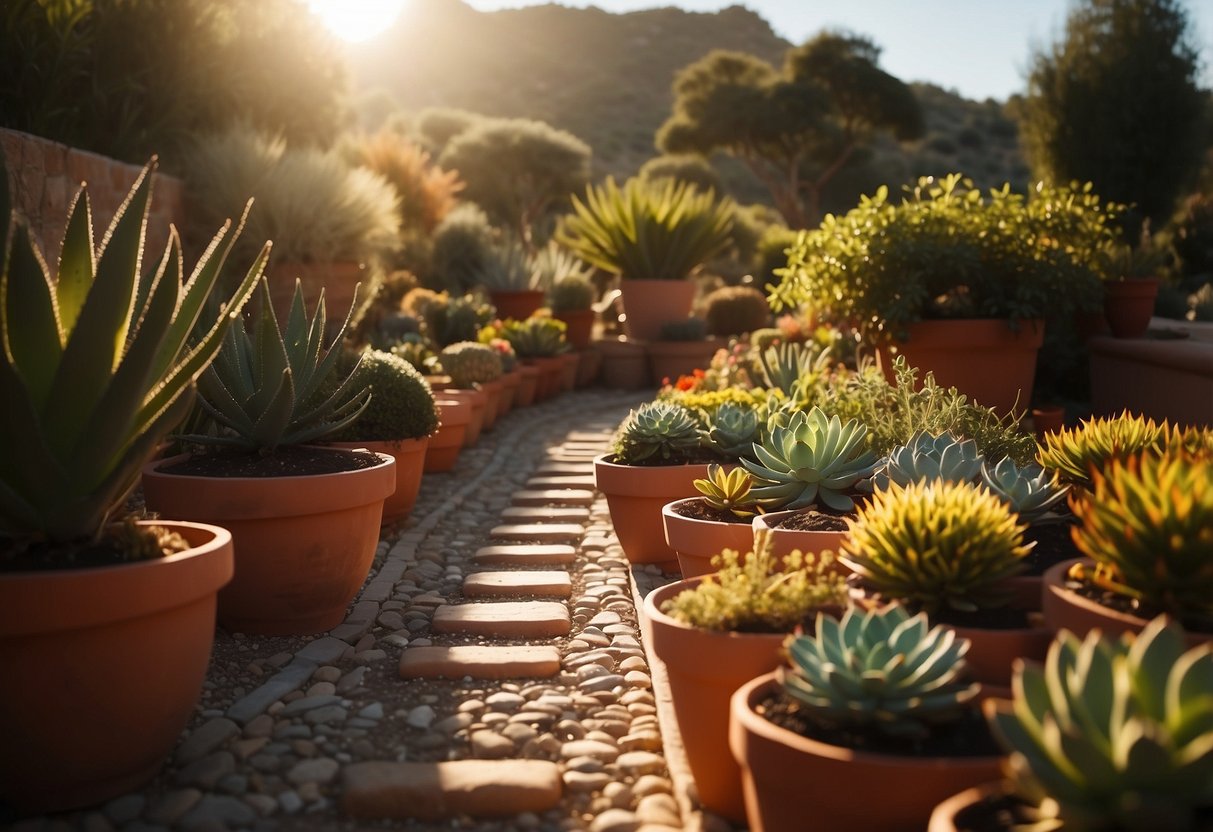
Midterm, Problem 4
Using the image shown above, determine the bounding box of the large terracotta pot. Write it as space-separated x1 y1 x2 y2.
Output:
1102 278 1158 339
928 782 1018 832
643 579 786 822
0 521 233 813
646 339 725 386
619 279 696 342
597 336 650 389
752 508 848 565
876 319 1045 415
426 398 471 472
141 451 394 636
1041 558 1212 648
554 308 595 349
515 364 541 407
662 497 755 579
594 455 715 568
267 260 365 336
730 673 1003 832
489 289 546 322
326 437 429 524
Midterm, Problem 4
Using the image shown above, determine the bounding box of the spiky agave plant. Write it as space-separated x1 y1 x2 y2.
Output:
1036 411 1166 487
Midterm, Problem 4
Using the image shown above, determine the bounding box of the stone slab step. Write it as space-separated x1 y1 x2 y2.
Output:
533 460 595 476
472 544 577 566
567 431 615 442
512 489 595 507
399 645 562 679
501 506 591 523
490 523 584 543
432 601 571 637
526 475 597 490
463 571 572 599
342 760 561 819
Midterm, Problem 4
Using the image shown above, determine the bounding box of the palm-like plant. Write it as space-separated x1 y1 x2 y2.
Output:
0 159 267 543
555 176 734 281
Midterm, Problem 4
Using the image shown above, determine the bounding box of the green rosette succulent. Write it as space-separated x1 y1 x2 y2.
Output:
742 406 880 512
986 616 1213 831
980 457 1070 521
875 430 984 489
612 401 706 465
782 604 980 739
1036 411 1165 487
704 401 762 460
693 464 760 518
840 479 1032 614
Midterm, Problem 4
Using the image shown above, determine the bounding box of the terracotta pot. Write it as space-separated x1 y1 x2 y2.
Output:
597 336 651 389
525 356 563 400
1031 404 1065 441
434 387 486 447
515 364 541 407
426 398 471 472
662 497 755 579
575 346 602 387
752 508 849 566
876 319 1045 415
498 369 521 416
559 351 579 393
325 437 429 524
948 613 1051 688
730 672 1003 832
928 782 1018 832
267 260 364 337
619 279 696 342
646 338 726 386
489 289 546 322
1088 333 1213 426
1041 558 1212 648
643 579 786 822
1103 278 1159 339
594 455 716 568
479 378 505 430
554 308 595 349
141 451 395 635
0 521 233 814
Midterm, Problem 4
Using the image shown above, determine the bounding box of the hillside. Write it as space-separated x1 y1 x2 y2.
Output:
348 0 1028 214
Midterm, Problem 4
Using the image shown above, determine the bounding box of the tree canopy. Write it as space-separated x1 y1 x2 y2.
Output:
1017 0 1208 233
657 32 923 227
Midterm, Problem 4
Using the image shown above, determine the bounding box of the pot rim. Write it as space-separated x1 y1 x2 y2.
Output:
644 577 791 646
145 448 394 484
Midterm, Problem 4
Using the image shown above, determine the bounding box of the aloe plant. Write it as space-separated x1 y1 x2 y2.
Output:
0 158 267 542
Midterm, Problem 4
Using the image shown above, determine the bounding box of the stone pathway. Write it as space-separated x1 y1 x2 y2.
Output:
8 389 718 832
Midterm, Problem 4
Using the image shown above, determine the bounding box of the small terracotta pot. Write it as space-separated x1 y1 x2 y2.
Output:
643 579 787 822
662 497 755 579
554 308 595 349
515 364 541 407
325 437 429 524
0 522 233 814
480 378 505 430
141 451 395 635
575 347 602 387
947 613 1052 688
490 289 546 322
540 355 566 399
1103 278 1158 339
752 508 849 567
434 387 486 447
598 336 651 389
646 338 725 386
1031 404 1065 441
730 673 1003 832
1041 558 1212 648
498 369 521 416
619 279 696 342
559 351 579 393
876 319 1045 415
426 398 471 472
928 782 1018 832
594 455 716 568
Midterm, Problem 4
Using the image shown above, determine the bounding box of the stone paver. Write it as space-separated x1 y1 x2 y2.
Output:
342 760 562 819
463 570 573 599
525 475 599 489
533 461 596 476
472 543 578 565
432 601 571 637
399 646 563 679
490 522 585 542
501 506 592 522
511 489 596 506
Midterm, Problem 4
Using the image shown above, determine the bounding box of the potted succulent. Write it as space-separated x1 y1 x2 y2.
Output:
1099 223 1169 338
771 174 1122 414
434 340 503 439
595 401 722 568
321 349 439 524
704 284 772 338
548 267 597 349
729 604 1003 832
930 616 1212 830
556 176 734 342
502 316 570 400
0 161 265 812
141 280 396 636
474 239 548 321
643 532 845 822
647 317 724 386
1035 411 1167 491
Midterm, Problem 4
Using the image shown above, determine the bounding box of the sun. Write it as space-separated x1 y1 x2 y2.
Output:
305 0 408 43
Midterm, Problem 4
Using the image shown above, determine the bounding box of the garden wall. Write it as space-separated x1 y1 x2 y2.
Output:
0 128 185 262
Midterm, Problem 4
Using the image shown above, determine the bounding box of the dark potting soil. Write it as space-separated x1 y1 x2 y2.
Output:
950 790 1036 831
673 499 753 524
757 689 1002 758
932 605 1036 631
160 446 384 478
1021 518 1081 576
603 453 722 467
0 522 185 572
772 509 852 533
1066 576 1213 636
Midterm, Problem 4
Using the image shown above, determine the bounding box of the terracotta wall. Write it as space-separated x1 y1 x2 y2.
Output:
0 128 185 263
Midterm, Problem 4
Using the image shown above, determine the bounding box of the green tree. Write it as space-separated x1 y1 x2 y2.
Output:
657 32 923 228
439 118 591 249
639 154 722 193
1018 0 1208 233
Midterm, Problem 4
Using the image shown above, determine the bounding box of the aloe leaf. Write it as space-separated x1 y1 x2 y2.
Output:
2 221 62 407
54 187 94 335
250 367 295 450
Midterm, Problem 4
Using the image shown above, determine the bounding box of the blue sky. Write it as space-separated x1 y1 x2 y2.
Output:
464 0 1213 101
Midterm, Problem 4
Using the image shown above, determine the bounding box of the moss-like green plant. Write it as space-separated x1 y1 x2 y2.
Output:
742 407 880 512
438 341 503 388
875 430 984 489
660 531 844 632
693 464 760 518
703 401 762 460
1036 411 1165 487
612 401 706 465
840 480 1031 614
704 285 770 336
1069 450 1213 621
980 457 1070 521
549 273 596 313
324 350 438 442
986 616 1213 831
782 604 980 739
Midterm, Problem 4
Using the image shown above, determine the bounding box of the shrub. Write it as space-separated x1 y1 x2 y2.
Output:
324 350 438 442
437 341 503 388
353 130 463 234
427 204 497 293
704 285 770 336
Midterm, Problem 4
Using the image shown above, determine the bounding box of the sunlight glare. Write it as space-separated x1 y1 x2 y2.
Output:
306 0 408 42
